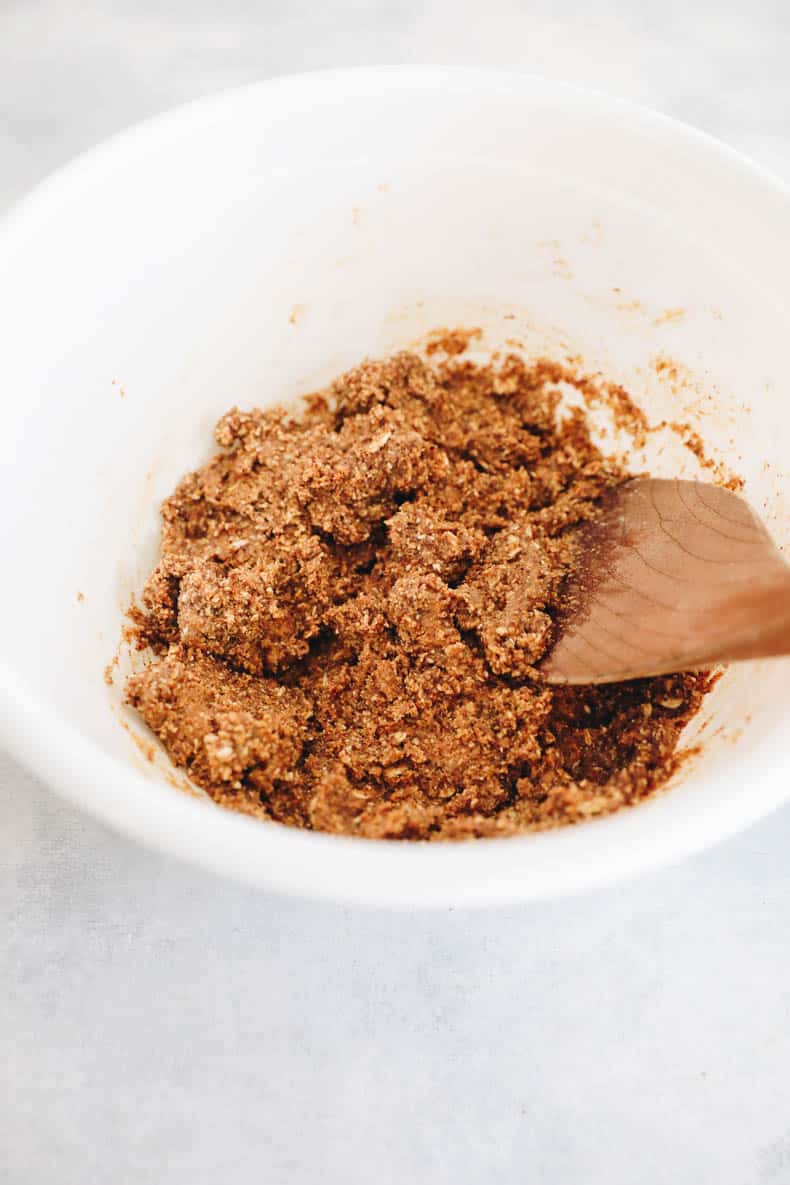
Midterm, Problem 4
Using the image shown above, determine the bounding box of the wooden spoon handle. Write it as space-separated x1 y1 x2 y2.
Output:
704 575 790 663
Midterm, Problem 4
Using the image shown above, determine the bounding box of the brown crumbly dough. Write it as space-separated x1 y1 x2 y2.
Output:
125 349 712 840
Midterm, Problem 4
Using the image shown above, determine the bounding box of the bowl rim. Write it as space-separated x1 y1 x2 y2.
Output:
2 65 789 907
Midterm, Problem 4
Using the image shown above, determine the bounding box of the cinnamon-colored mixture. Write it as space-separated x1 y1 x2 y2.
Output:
126 348 710 840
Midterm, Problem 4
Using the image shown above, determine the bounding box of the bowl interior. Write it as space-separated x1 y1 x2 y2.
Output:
0 70 788 903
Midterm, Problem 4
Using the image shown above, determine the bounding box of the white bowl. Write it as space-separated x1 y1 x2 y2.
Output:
1 67 789 906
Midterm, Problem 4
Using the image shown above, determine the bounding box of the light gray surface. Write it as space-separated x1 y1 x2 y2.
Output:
3 3 790 1182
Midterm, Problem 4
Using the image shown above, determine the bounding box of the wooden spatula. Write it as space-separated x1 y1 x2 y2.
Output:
541 478 790 684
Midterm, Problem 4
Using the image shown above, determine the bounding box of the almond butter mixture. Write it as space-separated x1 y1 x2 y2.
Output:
125 348 710 840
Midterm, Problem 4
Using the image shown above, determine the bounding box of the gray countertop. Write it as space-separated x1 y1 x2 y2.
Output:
3 4 790 1182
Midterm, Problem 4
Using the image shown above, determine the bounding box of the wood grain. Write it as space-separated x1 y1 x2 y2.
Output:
542 479 790 684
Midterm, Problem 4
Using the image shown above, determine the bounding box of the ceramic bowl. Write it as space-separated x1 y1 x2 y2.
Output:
1 68 788 905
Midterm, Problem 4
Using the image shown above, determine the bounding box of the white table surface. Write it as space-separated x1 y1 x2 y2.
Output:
3 4 790 1182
